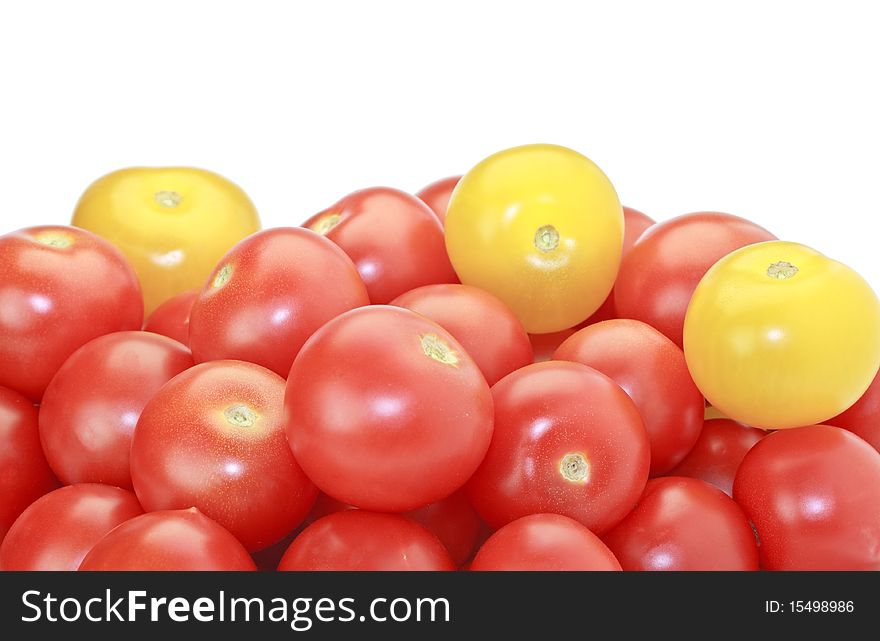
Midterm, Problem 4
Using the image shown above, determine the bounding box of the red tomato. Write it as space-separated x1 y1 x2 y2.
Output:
827 370 880 452
143 288 198 345
467 361 650 534
614 212 776 347
0 484 143 570
130 360 317 551
621 206 655 254
286 306 493 512
0 387 58 541
277 510 454 571
415 176 461 223
602 477 759 570
554 319 704 475
390 284 533 385
303 188 458 304
668 418 765 496
79 508 256 571
733 425 880 570
406 490 483 567
470 513 621 571
188 227 369 377
0 226 143 400
39 331 194 489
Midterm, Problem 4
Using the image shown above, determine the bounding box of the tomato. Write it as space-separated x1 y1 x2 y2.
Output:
668 418 765 496
470 513 621 571
390 284 532 385
72 167 261 315
684 241 880 429
0 484 143 571
286 306 493 512
529 328 577 363
614 212 776 347
467 361 649 534
733 425 880 570
445 144 624 333
130 360 317 551
827 370 880 452
39 331 194 489
143 288 198 345
188 228 369 377
555 319 704 475
621 206 655 255
79 508 256 571
0 226 143 400
0 387 58 541
416 175 461 223
277 510 454 571
406 490 483 567
602 477 759 570
303 187 457 304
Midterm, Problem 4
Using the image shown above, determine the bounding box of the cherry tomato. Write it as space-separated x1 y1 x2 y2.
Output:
406 490 483 567
390 284 533 385
684 241 880 429
79 508 256 571
827 370 880 452
303 187 457 304
416 175 461 223
467 361 649 534
470 513 621 571
0 226 143 400
277 510 454 571
286 306 493 512
188 227 369 377
555 319 704 475
39 331 193 489
733 425 880 570
445 144 624 333
131 360 317 551
621 206 655 255
143 288 198 345
602 477 759 570
0 484 143 571
614 212 776 347
72 167 261 315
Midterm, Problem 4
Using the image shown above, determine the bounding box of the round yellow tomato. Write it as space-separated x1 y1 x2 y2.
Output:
444 144 623 333
72 167 260 315
684 241 880 429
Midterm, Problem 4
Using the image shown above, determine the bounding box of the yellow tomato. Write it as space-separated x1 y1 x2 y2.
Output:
72 167 260 315
444 144 623 333
684 241 880 429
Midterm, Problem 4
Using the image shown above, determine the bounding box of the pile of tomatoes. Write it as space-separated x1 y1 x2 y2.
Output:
1 144 879 572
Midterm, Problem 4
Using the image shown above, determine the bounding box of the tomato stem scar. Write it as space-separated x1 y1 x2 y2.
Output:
419 333 460 367
559 452 590 483
33 232 73 248
224 404 257 427
766 261 798 280
213 264 233 288
312 213 341 235
534 225 560 252
154 190 182 208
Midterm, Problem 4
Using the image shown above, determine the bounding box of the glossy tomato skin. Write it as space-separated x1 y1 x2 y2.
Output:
39 331 194 489
390 284 533 386
602 477 759 570
614 212 775 347
286 306 493 512
0 484 143 571
733 425 880 570
79 508 256 571
0 226 144 401
555 319 704 475
827 370 880 452
304 187 457 304
621 206 655 254
467 361 650 534
131 360 317 551
0 387 59 541
415 175 461 223
143 289 198 345
277 510 454 571
471 513 621 571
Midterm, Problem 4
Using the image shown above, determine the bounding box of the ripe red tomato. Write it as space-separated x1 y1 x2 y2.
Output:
621 206 655 254
286 306 493 512
602 477 759 570
467 361 650 534
554 319 704 475
415 176 461 223
470 513 621 571
0 226 143 400
143 288 198 345
79 508 256 571
406 490 483 567
390 284 533 386
733 425 880 570
39 331 194 489
303 188 458 304
0 484 143 570
0 387 58 541
614 212 776 347
277 510 454 571
827 370 880 452
130 360 317 551
188 227 369 377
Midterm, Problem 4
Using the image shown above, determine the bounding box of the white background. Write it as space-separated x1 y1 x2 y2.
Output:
1 0 878 286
